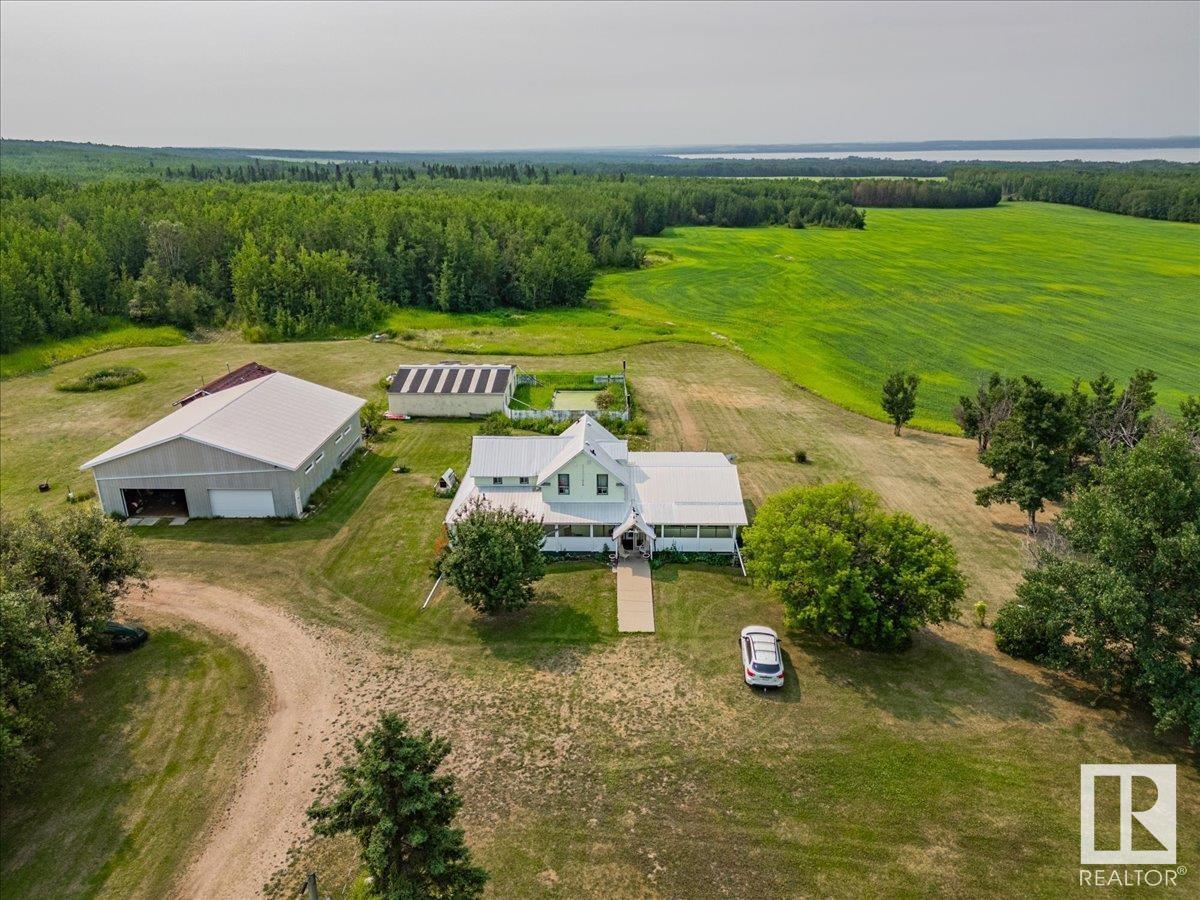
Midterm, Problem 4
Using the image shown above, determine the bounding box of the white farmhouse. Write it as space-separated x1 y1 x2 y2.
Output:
446 415 747 556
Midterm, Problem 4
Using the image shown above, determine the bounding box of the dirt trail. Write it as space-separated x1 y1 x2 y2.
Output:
130 579 353 900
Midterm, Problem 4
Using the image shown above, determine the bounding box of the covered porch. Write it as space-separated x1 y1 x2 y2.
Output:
612 508 655 559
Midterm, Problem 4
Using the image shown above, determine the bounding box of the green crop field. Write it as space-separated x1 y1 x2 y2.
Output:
595 203 1200 431
380 202 1199 432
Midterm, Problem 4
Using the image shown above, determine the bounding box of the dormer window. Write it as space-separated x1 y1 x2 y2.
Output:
557 473 570 495
519 476 530 485
596 473 608 496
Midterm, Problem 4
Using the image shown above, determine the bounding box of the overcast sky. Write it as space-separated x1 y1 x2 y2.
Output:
1 0 1197 151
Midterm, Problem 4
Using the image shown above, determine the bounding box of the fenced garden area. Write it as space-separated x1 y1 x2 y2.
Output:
509 370 630 422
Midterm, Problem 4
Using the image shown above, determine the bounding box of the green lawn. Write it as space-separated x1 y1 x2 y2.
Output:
511 371 610 410
1 338 1195 897
0 622 264 899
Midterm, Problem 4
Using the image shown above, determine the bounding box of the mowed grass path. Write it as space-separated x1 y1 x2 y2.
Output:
0 620 264 899
592 203 1200 431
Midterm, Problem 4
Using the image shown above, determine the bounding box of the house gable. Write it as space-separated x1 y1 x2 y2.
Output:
540 450 627 503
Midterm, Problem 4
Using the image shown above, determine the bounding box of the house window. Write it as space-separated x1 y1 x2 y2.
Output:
557 473 570 495
596 474 608 496
592 524 618 538
492 477 504 485
519 476 530 485
542 524 558 537
314 452 325 464
699 526 732 538
559 523 589 538
662 525 698 538
304 462 315 474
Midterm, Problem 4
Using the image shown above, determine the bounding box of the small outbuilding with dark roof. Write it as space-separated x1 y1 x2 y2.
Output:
386 362 514 418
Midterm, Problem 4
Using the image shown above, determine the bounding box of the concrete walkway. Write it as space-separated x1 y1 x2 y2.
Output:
616 555 655 633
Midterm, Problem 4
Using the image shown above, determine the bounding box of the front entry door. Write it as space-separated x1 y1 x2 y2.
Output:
621 531 635 551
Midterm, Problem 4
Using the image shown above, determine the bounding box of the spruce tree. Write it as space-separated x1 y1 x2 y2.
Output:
309 714 487 899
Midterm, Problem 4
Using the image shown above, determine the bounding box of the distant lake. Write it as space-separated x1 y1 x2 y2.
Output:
672 148 1200 163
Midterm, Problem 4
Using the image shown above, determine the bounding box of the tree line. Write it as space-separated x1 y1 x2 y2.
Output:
952 370 1198 744
878 367 1198 743
1 508 148 789
950 166 1200 222
1 173 1002 351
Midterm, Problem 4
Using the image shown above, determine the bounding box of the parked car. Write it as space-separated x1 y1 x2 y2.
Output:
104 620 149 651
740 625 784 688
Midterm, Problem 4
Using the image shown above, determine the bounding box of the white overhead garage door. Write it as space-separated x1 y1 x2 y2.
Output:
209 489 276 518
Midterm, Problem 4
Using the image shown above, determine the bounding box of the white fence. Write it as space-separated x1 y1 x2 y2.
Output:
507 406 629 423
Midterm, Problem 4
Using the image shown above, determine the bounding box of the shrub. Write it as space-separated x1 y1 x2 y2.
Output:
55 366 146 393
743 482 965 651
360 399 385 437
992 597 1067 660
477 411 512 436
440 496 546 614
973 600 987 627
793 449 809 464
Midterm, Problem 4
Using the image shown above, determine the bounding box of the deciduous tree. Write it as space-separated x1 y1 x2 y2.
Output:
954 372 1020 452
440 497 546 614
993 427 1199 745
881 371 920 436
0 506 148 645
744 482 965 651
974 377 1073 532
0 587 90 791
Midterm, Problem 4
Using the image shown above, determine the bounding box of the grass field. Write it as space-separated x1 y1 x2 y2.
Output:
377 203 1199 432
0 619 264 899
0 322 187 380
1 337 1195 897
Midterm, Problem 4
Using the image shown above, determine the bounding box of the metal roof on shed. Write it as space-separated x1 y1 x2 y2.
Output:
81 372 365 472
388 364 512 395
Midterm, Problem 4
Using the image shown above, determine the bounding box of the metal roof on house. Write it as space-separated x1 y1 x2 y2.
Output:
387 363 513 396
448 415 746 527
626 452 748 525
81 372 365 472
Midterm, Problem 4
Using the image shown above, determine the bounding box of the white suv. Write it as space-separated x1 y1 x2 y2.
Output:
740 626 785 688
